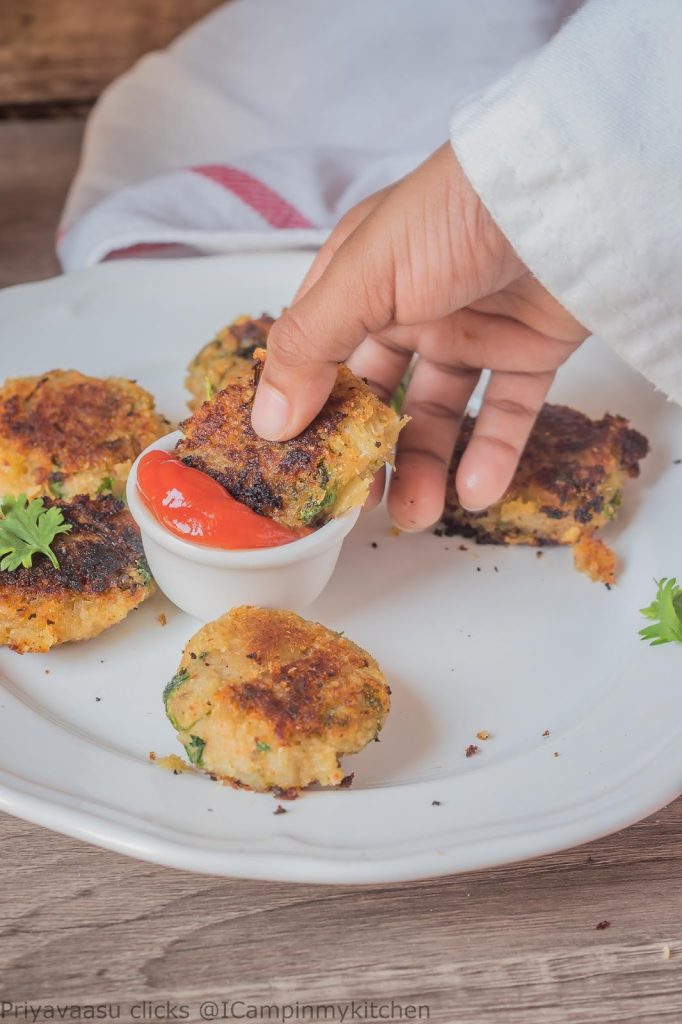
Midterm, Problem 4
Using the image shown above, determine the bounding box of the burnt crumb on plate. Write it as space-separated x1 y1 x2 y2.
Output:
272 786 299 801
542 729 550 737
95 696 101 702
674 459 681 465
458 544 468 551
371 541 378 549
433 528 443 537
465 744 480 758
339 773 355 789
273 804 288 815
536 550 544 559
553 751 560 757
596 920 611 931
432 800 442 806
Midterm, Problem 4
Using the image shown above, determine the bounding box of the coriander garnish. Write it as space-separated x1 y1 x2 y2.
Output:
640 577 682 646
0 494 72 571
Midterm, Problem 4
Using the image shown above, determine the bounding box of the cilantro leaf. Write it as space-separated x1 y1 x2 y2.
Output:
0 494 72 572
639 578 682 646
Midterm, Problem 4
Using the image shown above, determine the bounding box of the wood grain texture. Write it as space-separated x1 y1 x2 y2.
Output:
0 0 224 106
0 801 681 1022
1 116 682 1024
0 119 82 287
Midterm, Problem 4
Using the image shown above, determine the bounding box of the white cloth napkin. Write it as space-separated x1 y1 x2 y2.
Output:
58 0 577 270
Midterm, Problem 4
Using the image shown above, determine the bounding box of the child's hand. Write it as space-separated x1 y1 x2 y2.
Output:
252 144 588 529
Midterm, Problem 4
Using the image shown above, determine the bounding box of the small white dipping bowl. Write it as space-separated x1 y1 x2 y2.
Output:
126 432 360 621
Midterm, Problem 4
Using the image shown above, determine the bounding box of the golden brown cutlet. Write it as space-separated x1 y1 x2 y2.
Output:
177 349 407 529
0 369 169 500
185 314 274 411
442 404 649 549
0 494 154 653
164 606 390 794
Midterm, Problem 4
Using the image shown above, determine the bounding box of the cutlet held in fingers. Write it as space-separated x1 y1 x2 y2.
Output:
177 349 407 529
185 314 274 412
0 494 154 654
0 370 169 501
442 404 648 579
164 606 391 794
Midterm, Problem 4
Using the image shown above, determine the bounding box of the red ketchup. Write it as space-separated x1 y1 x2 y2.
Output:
137 450 311 550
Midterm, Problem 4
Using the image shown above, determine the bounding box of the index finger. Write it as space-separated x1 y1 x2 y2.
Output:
251 219 396 441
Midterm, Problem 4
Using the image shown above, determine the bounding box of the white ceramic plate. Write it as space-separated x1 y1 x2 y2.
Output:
0 252 680 884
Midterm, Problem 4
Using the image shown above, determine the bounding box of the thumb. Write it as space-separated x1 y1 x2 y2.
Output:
251 220 395 441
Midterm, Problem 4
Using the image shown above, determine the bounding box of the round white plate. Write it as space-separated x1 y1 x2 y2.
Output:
0 252 680 884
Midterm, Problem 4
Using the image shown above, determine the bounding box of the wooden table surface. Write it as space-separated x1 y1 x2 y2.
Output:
1 118 681 1024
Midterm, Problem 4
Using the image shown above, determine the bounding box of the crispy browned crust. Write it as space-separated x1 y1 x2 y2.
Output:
572 533 617 585
214 610 387 744
0 370 169 499
442 404 649 547
0 495 147 598
0 495 153 653
165 607 390 793
185 314 274 411
177 350 405 528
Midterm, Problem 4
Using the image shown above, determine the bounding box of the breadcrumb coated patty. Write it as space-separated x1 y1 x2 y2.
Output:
443 404 649 548
185 314 274 411
164 606 391 794
177 350 407 529
0 369 169 500
0 494 154 653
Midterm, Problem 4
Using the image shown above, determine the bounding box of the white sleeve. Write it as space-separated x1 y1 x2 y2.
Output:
450 0 682 406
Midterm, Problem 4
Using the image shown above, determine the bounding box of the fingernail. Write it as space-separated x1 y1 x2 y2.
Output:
458 472 487 512
251 382 291 440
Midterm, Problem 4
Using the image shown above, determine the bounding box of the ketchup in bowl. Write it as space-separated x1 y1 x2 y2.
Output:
136 450 311 550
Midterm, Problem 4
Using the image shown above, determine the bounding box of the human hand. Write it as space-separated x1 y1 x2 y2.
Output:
251 143 588 530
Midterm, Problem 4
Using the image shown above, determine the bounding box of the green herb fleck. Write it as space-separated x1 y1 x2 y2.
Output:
0 494 72 572
185 735 206 766
255 739 271 753
639 577 682 646
48 476 66 499
362 684 382 710
163 668 190 704
204 376 216 402
97 475 114 495
300 487 336 525
605 490 622 520
135 560 153 587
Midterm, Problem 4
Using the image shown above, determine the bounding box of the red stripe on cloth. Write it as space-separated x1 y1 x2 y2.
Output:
192 165 314 229
104 242 184 260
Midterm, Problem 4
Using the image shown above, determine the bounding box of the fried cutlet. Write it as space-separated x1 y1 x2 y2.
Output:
163 606 390 794
0 494 154 653
176 349 407 529
442 404 648 579
185 314 274 412
0 369 169 501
